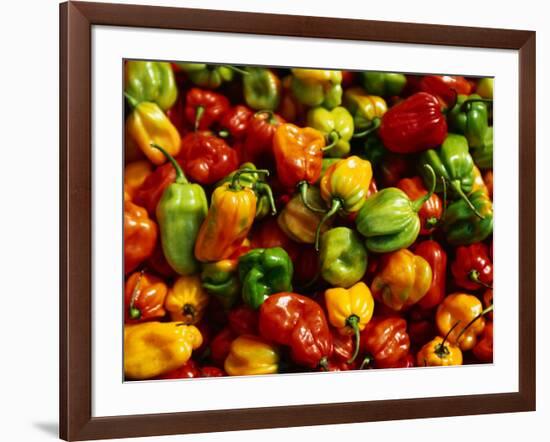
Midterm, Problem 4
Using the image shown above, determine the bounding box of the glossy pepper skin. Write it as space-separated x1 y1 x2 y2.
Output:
178 132 239 186
241 111 285 165
133 162 178 217
355 166 436 253
471 126 493 170
371 249 433 311
451 243 493 290
124 322 202 380
251 217 300 262
201 259 240 310
185 88 230 131
413 240 447 310
219 105 253 140
436 293 486 351
124 160 153 200
306 106 354 158
273 123 325 191
476 78 494 99
124 192 158 274
290 69 343 109
417 336 463 367
194 175 258 263
419 75 472 109
177 63 234 89
379 92 448 154
343 87 387 132
126 102 181 165
125 61 178 110
361 72 407 97
228 305 259 336
243 67 281 111
443 190 494 245
154 145 208 275
473 322 493 363
224 335 279 376
124 270 168 322
238 247 294 310
277 187 330 244
396 176 443 235
319 227 368 288
448 94 490 148
325 282 375 363
165 275 210 325
259 292 333 368
361 317 410 369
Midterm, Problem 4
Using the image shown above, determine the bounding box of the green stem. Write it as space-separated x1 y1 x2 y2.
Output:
182 303 196 322
225 65 250 76
218 129 230 138
255 182 277 216
128 269 145 320
359 355 373 370
150 143 188 184
315 199 341 250
319 357 329 372
469 269 493 290
412 164 436 212
194 105 205 132
455 304 494 346
124 92 139 109
230 169 270 191
450 180 485 219
346 315 361 364
253 110 277 125
298 181 326 213
352 118 381 138
435 320 461 358
322 131 340 152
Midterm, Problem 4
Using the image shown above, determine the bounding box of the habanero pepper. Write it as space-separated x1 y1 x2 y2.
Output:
133 161 179 217
379 92 447 154
224 334 280 376
412 240 447 310
124 160 153 200
185 88 230 131
451 242 493 290
210 327 235 367
176 63 234 89
241 111 285 166
361 71 407 97
419 75 472 109
259 292 333 369
157 359 201 379
124 270 168 322
290 69 343 109
201 259 241 310
250 217 300 262
124 191 157 274
306 106 354 158
448 94 491 149
343 87 387 133
125 60 178 111
360 317 410 369
228 305 259 336
218 105 253 140
396 176 443 235
165 275 210 325
243 67 281 111
417 335 463 367
472 322 493 363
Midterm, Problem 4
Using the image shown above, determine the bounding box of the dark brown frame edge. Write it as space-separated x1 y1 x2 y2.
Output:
60 1 536 440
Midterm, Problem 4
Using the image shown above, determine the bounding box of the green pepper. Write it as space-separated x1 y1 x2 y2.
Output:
319 227 368 288
125 61 177 110
306 106 354 157
238 247 293 309
355 165 436 253
243 67 281 111
216 163 277 219
471 126 493 170
419 133 484 218
201 259 240 310
361 72 407 97
153 144 208 275
361 135 386 166
447 94 490 148
176 63 234 89
443 190 493 245
290 69 343 109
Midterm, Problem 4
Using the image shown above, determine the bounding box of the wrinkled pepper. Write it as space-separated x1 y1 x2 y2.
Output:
419 75 472 109
165 275 210 325
201 259 241 310
124 322 202 379
124 160 153 199
224 335 279 376
451 242 493 290
124 191 157 274
447 94 491 148
343 87 387 132
396 176 443 235
251 217 300 262
361 72 407 97
124 270 168 322
133 161 180 217
154 144 208 275
306 106 354 158
185 88 230 131
290 69 343 109
176 63 234 89
238 247 294 309
325 282 375 363
360 317 410 369
471 126 493 170
243 67 281 111
319 227 368 288
371 249 433 311
241 111 285 165
413 240 447 310
219 105 253 140
443 190 493 245
259 292 333 368
125 60 178 110
417 336 463 367
379 92 448 154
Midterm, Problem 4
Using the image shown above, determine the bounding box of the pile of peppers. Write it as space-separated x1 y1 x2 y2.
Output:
123 61 494 380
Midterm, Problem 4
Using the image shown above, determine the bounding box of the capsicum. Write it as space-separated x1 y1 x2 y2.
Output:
176 63 234 89
396 176 443 235
472 322 493 363
124 270 167 322
360 317 410 369
419 75 472 109
218 105 253 140
417 336 463 367
443 190 493 245
343 87 387 133
243 67 281 111
124 160 153 200
201 259 241 310
238 247 294 309
471 126 493 170
241 111 285 165
361 72 407 97
133 161 179 217
125 60 178 110
290 69 343 109
224 335 279 376
185 88 230 131
306 106 354 158
451 242 493 290
164 275 210 325
447 94 491 148
413 240 447 310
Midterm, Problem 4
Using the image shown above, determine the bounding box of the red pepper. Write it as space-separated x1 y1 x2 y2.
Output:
157 360 201 379
166 95 190 135
177 131 239 185
259 292 333 368
397 177 443 235
219 105 253 140
483 289 493 321
133 162 176 217
472 322 493 363
228 305 259 336
250 217 300 262
360 317 410 369
146 241 176 278
391 353 415 368
412 240 447 310
407 318 436 348
185 88 230 131
200 366 225 377
330 327 354 363
419 75 472 109
379 92 448 154
241 111 285 166
378 154 411 187
451 242 493 290
293 246 320 286
209 327 235 368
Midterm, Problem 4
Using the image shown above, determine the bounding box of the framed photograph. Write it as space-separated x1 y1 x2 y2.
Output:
60 1 536 440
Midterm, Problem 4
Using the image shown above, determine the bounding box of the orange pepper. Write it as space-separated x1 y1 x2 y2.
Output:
417 336 463 366
472 165 489 197
124 191 157 274
483 169 493 199
124 270 168 322
124 160 153 199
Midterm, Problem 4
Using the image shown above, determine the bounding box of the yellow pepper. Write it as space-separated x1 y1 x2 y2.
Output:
472 165 489 197
124 160 153 199
224 335 279 376
124 322 202 380
125 101 181 166
436 293 486 351
371 249 432 311
194 171 259 262
325 282 375 362
417 336 463 367
164 275 210 325
343 87 387 132
290 69 343 109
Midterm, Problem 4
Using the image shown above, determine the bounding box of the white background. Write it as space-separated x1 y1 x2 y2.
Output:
0 0 547 440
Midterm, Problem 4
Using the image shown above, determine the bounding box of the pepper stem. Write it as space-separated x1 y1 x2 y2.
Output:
225 65 250 76
230 168 270 191
315 199 342 250
298 181 326 213
124 92 139 109
412 165 436 212
319 357 329 372
194 105 205 132
359 354 373 370
150 143 188 184
469 269 493 290
346 315 361 364
455 304 494 346
218 129 230 138
182 303 196 323
352 118 381 138
435 320 461 359
128 269 145 320
450 180 485 219
253 110 277 125
255 182 277 216
322 131 340 152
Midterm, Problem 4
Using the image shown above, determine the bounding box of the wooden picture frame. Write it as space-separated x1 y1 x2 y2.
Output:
60 1 536 440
